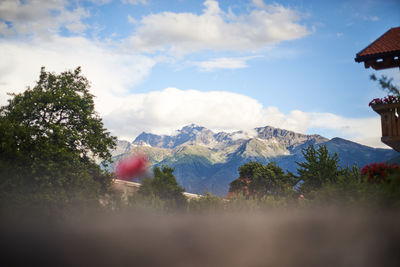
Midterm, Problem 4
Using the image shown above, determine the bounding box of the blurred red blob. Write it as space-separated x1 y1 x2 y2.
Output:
115 153 149 180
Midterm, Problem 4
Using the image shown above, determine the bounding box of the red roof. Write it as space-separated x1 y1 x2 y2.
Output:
356 27 400 60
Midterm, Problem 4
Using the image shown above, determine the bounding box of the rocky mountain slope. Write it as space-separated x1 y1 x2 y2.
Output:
107 124 398 196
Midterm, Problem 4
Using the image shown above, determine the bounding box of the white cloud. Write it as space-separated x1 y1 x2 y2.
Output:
307 112 383 148
129 0 310 54
127 14 137 24
193 57 249 71
122 0 147 5
0 0 385 150
65 20 87 33
369 16 379 22
0 21 12 36
355 13 379 22
100 87 384 148
0 36 156 115
251 0 268 9
103 88 267 138
88 0 113 4
0 35 385 148
0 0 89 37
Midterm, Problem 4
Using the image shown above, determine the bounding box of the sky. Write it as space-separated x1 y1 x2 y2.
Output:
0 0 399 148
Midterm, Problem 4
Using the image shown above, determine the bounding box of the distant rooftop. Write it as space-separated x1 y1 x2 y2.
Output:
355 27 400 70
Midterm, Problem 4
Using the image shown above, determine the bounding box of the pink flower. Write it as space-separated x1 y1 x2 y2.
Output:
369 95 399 106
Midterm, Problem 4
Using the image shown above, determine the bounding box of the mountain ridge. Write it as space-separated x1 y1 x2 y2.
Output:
108 124 398 196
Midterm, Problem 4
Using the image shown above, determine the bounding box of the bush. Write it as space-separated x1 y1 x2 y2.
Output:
137 166 187 210
188 192 225 213
361 163 400 184
228 161 297 199
126 193 168 213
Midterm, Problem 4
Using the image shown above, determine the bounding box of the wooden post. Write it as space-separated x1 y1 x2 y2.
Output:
372 103 400 151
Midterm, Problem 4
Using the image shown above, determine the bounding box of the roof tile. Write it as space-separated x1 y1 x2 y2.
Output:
357 27 400 57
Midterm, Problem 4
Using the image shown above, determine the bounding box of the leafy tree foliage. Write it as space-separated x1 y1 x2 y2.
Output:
229 161 297 198
138 166 187 209
0 67 116 210
297 145 343 193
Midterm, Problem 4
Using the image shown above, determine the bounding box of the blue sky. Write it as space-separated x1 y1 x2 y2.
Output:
0 0 399 147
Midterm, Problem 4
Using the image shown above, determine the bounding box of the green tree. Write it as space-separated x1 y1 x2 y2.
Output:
0 67 116 210
229 161 297 198
138 166 187 209
297 144 343 193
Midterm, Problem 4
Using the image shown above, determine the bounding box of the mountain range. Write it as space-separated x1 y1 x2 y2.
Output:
107 124 399 196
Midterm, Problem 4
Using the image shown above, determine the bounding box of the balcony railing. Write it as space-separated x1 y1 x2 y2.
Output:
371 102 400 152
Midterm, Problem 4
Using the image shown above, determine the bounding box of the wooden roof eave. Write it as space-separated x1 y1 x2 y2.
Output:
354 50 400 63
354 50 400 70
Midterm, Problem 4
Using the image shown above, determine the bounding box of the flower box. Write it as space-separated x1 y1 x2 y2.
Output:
371 102 400 152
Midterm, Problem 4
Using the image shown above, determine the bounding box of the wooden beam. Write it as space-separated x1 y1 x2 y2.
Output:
364 56 400 70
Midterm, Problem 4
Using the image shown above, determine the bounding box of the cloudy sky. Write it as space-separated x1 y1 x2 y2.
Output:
1 0 399 147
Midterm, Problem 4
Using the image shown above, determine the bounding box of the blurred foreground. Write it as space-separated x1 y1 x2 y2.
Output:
2 68 400 266
2 208 399 267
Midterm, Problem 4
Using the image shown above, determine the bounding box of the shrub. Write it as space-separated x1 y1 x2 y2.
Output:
228 161 297 199
138 166 187 210
188 192 225 213
361 163 400 184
